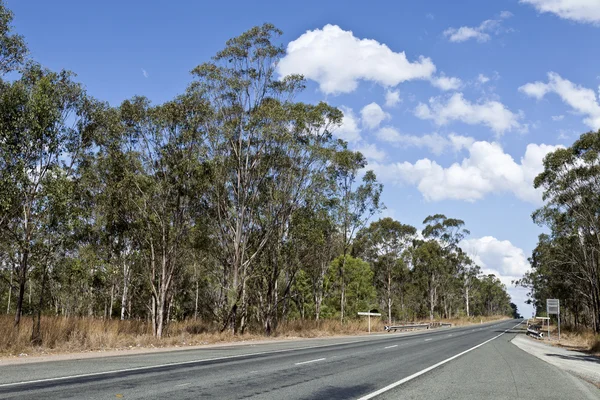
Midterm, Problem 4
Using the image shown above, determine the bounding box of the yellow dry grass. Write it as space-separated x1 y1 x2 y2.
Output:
0 314 510 358
547 325 600 356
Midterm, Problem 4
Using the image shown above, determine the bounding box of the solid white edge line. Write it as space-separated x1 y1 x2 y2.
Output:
0 319 513 389
384 345 398 349
356 321 523 400
424 338 432 342
294 358 326 366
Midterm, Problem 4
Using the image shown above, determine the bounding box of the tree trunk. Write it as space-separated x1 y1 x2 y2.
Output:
194 279 199 321
6 266 12 314
31 265 47 345
109 282 115 319
121 262 130 320
14 246 29 327
465 285 470 317
387 271 392 325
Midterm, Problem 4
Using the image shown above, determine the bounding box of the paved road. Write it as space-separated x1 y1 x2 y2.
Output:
0 319 596 399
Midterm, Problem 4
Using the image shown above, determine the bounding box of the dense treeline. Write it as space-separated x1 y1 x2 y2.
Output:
0 2 513 339
519 130 600 333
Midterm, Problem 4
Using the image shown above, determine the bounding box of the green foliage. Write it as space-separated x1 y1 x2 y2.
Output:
0 3 516 339
327 256 376 318
522 130 600 332
0 0 26 75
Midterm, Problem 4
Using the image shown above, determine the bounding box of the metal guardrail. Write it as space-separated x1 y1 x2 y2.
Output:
384 324 429 332
384 322 452 332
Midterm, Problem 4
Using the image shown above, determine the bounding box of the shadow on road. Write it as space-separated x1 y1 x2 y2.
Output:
301 383 373 400
545 353 600 365
493 329 526 334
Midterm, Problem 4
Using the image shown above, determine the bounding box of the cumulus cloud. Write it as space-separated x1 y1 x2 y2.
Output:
477 74 490 84
521 0 600 24
461 236 530 278
360 102 390 130
444 12 512 43
430 74 463 91
370 140 562 204
460 236 531 315
385 89 401 107
415 93 523 135
355 143 387 162
141 69 149 78
376 128 473 155
278 24 436 94
519 72 600 129
334 106 362 143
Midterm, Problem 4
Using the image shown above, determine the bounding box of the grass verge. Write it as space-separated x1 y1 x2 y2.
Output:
0 314 509 358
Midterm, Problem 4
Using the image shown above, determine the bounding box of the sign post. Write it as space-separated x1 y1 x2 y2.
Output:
358 312 381 333
547 299 560 341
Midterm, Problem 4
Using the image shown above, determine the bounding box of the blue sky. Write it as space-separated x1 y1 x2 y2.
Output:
8 0 600 317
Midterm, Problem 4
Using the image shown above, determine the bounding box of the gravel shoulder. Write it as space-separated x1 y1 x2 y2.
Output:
512 334 600 387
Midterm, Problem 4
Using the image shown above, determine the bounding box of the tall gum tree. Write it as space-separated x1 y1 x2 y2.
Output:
0 64 88 327
354 217 416 324
187 24 342 333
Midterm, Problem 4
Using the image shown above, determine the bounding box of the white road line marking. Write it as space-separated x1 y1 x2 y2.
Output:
294 358 325 366
424 338 432 341
384 345 398 349
0 319 512 389
357 321 523 400
447 334 453 337
175 383 191 387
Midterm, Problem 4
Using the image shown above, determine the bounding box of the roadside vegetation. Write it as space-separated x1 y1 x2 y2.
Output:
0 0 516 353
518 130 600 338
0 314 509 357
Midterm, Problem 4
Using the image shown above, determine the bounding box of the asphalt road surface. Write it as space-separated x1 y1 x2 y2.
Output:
0 319 597 399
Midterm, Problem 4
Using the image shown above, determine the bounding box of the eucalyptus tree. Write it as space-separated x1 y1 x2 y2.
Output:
118 95 211 338
0 0 27 312
0 64 88 326
525 130 600 332
288 203 340 321
0 0 26 76
188 24 342 333
329 149 383 322
414 214 470 321
354 218 416 324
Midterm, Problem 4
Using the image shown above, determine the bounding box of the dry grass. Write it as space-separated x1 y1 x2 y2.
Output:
0 314 509 358
546 325 600 356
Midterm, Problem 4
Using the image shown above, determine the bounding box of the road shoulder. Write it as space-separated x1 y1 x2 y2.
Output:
378 331 599 400
512 334 600 388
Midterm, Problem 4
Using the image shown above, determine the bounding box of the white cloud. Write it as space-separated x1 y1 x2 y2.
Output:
444 26 491 43
376 128 473 155
355 143 387 162
141 69 149 78
477 74 490 84
461 236 530 280
444 12 512 43
385 89 401 107
370 140 562 204
278 24 436 94
521 0 600 24
551 115 565 121
415 93 522 134
334 106 362 143
431 74 463 91
360 102 390 130
519 72 600 129
460 236 532 315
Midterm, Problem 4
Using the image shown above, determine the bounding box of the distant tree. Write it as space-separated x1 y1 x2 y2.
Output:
355 218 416 324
